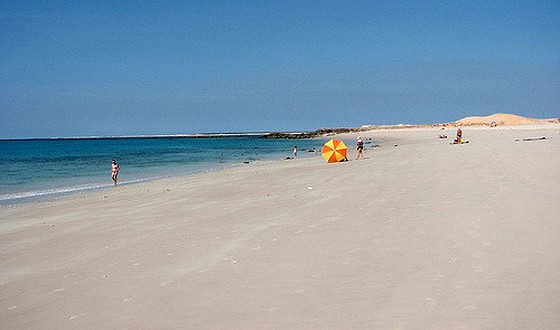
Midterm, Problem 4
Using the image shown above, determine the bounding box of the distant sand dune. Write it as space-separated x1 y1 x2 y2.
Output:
357 113 559 131
455 113 559 126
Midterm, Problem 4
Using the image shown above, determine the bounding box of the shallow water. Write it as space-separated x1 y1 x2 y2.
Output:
0 135 323 203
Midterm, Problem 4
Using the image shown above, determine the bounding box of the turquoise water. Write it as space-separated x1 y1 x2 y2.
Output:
0 135 323 203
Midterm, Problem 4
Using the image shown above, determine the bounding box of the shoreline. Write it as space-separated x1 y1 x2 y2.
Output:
0 156 307 207
3 124 558 208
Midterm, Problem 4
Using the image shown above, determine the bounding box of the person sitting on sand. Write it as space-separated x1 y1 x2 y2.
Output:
111 159 120 186
439 128 447 139
356 136 364 160
453 128 463 144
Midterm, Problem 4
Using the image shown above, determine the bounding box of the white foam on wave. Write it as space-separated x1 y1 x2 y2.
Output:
0 177 159 203
0 184 109 202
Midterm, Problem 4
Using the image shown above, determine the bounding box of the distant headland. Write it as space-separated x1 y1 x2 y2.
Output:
265 113 560 139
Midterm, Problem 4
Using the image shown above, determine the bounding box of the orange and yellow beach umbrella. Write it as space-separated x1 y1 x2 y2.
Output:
321 139 348 163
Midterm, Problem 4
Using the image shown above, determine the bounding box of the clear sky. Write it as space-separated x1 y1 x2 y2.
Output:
1 1 559 138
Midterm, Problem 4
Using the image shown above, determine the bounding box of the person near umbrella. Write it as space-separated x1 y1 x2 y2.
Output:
356 136 364 160
111 159 120 186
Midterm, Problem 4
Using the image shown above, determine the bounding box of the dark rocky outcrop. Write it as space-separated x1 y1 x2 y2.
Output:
264 128 361 139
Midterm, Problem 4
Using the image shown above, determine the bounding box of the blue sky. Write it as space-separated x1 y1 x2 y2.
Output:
1 1 559 138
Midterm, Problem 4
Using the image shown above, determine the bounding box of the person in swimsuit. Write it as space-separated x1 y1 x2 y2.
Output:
356 136 364 160
111 159 120 186
454 128 463 144
293 146 298 159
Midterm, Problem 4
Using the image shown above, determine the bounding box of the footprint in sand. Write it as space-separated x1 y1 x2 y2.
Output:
49 288 66 294
432 274 444 282
68 313 86 320
425 297 437 306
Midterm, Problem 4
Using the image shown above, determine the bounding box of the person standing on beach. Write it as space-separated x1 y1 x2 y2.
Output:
111 159 120 186
293 146 298 159
356 136 364 160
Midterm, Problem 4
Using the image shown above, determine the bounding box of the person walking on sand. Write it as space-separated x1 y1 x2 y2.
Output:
356 136 364 160
111 159 120 186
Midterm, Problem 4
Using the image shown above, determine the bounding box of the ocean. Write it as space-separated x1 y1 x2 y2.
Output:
0 135 324 204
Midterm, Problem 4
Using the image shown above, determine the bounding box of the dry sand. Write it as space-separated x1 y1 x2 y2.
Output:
1 125 559 329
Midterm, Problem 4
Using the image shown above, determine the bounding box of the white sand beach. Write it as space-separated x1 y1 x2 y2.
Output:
1 125 559 329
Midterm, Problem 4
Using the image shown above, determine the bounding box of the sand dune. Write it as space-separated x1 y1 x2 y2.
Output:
455 113 558 126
